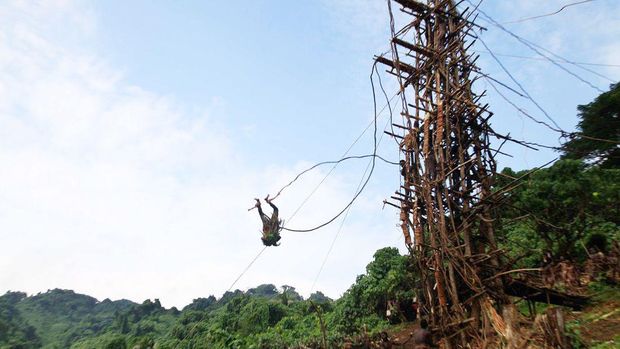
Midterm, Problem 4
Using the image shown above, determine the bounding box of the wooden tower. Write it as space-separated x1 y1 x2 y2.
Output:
378 1 509 347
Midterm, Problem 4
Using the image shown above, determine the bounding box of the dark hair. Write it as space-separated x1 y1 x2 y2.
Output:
420 319 428 329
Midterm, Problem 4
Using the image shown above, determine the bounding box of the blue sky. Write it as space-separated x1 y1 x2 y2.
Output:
91 1 381 167
1 0 618 308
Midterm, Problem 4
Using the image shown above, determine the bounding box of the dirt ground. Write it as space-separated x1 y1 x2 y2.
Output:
568 298 620 347
387 322 420 349
382 298 620 348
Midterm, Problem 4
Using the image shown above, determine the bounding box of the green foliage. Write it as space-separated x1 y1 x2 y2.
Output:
562 282 620 349
2 289 135 349
495 84 619 267
0 247 414 349
280 285 303 305
70 333 128 349
588 282 620 303
246 284 279 299
590 339 620 349
496 160 619 263
0 292 41 349
562 82 620 168
308 291 332 304
182 296 216 312
329 247 411 336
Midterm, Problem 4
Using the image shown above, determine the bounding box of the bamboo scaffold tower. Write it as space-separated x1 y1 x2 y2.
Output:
378 0 512 347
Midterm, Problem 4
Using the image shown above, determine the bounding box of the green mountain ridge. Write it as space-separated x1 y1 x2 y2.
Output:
1 289 138 349
0 247 410 349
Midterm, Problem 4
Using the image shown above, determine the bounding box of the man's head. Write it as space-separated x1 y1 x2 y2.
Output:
420 319 428 329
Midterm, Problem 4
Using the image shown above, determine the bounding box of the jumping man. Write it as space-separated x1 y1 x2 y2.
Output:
254 195 282 246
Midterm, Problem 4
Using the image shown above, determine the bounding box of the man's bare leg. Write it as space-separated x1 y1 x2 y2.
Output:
265 195 279 217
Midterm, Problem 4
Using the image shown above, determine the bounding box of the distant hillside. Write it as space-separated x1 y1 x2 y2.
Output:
0 282 339 349
0 247 410 349
0 291 40 348
1 243 618 348
1 289 136 348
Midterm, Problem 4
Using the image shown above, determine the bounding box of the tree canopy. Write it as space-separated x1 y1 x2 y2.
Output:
0 248 412 349
562 82 620 168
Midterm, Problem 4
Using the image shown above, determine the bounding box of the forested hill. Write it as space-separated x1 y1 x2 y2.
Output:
0 244 413 349
0 289 136 348
0 284 324 348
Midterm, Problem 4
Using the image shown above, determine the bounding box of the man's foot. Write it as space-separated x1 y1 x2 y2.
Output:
254 198 261 206
264 194 271 202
